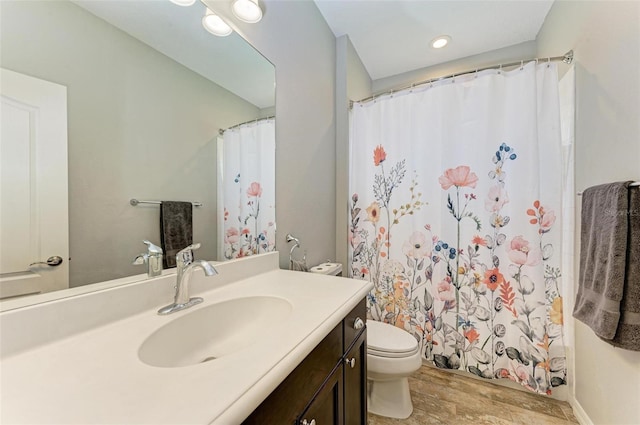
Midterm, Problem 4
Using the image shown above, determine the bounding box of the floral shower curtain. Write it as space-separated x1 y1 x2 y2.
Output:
217 118 275 260
349 62 566 394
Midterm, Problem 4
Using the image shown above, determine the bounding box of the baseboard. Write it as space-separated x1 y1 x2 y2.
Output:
569 394 594 425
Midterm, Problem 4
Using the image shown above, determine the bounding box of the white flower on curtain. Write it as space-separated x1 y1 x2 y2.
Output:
349 62 566 395
218 119 275 260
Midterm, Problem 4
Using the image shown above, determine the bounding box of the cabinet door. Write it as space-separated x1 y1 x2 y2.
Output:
242 325 342 424
297 365 344 425
344 331 367 425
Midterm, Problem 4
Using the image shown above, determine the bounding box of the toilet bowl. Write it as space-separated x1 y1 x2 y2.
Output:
367 320 422 419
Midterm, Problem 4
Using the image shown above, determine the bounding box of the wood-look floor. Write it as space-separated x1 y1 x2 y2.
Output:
368 365 579 425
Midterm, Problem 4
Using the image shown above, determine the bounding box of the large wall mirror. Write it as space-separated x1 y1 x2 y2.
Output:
0 0 275 304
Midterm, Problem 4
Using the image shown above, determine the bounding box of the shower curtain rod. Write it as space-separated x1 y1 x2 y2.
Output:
218 115 275 136
350 50 574 108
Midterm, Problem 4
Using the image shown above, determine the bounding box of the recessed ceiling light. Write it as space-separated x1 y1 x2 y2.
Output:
431 35 451 49
202 9 233 37
232 0 263 23
169 0 196 6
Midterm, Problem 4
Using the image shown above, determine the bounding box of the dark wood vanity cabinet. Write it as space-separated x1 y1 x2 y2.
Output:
343 331 367 425
242 298 367 425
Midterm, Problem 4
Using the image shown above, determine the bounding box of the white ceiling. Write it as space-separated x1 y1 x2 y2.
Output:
314 0 555 81
73 0 275 109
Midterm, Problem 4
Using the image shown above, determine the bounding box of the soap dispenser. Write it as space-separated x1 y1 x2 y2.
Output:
133 240 164 277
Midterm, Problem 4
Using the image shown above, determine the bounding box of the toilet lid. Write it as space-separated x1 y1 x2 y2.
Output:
367 320 420 358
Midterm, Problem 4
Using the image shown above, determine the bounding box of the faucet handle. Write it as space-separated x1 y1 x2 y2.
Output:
143 240 163 255
176 243 201 266
179 243 201 253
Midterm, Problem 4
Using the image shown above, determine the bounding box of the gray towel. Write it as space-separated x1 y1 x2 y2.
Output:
160 201 193 269
573 182 632 340
609 186 640 351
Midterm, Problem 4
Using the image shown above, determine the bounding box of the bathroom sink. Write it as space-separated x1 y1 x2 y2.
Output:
139 296 293 368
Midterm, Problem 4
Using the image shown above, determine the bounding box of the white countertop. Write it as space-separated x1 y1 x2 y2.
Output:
0 254 373 424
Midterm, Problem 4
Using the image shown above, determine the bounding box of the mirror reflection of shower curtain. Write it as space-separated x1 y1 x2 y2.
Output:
217 118 275 260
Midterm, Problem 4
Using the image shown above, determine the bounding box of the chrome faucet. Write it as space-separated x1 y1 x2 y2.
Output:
133 240 163 277
157 243 218 315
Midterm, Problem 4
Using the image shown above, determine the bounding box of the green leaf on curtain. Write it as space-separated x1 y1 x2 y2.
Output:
470 347 491 364
424 290 433 310
468 366 483 377
549 357 566 373
512 320 533 340
474 306 491 321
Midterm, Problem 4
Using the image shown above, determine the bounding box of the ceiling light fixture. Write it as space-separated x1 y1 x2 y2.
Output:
431 35 451 49
232 0 263 23
202 8 233 37
169 0 196 6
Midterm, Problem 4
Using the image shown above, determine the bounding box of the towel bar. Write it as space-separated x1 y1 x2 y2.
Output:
577 181 640 196
130 199 203 207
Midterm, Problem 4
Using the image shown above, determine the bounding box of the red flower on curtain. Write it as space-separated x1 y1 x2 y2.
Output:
373 145 386 166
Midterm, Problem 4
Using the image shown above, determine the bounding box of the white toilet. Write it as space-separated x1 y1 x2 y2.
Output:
366 320 422 419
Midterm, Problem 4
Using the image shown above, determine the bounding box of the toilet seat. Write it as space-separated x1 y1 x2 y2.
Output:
367 320 420 358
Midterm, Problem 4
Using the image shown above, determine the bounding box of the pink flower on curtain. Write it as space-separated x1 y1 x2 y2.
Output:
435 277 456 308
539 210 556 232
485 185 509 212
246 182 262 197
438 165 478 190
225 227 240 244
527 200 557 234
508 235 541 266
402 231 431 259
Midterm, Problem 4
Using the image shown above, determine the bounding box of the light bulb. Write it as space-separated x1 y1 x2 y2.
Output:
169 0 196 6
232 0 263 23
202 9 233 37
431 35 451 49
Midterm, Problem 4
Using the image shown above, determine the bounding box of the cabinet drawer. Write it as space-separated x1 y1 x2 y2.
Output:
343 299 366 351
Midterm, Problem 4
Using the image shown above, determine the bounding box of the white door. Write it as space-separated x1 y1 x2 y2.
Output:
0 68 69 299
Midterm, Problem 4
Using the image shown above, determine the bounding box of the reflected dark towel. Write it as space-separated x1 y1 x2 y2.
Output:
609 186 640 351
160 201 193 269
573 182 632 340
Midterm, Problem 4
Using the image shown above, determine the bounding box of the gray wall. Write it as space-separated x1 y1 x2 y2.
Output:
537 1 640 424
1 1 262 286
205 0 337 269
336 35 372 273
372 41 537 93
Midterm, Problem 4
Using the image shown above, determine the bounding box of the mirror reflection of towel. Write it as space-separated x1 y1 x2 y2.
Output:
160 201 193 269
